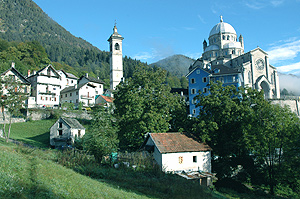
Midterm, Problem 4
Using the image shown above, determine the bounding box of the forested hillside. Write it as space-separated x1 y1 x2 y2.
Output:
0 0 185 88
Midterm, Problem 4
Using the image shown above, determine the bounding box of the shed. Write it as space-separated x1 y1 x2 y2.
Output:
50 117 85 148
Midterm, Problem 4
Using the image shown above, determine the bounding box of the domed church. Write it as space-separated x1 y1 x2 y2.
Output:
187 16 280 116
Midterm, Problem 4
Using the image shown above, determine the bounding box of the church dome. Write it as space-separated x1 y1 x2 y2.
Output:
209 16 236 37
204 44 219 52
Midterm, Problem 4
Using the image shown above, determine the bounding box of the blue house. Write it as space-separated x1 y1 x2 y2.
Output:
186 64 242 117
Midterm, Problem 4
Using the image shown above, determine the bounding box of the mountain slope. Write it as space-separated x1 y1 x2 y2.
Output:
151 54 195 78
0 0 148 82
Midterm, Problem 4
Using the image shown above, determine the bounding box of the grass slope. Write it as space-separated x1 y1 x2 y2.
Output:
0 140 152 199
2 119 56 148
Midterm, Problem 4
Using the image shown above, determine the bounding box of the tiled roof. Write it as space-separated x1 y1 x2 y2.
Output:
100 95 114 103
79 76 105 84
148 133 211 153
61 117 85 129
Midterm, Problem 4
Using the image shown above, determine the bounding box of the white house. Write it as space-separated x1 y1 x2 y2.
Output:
141 132 212 173
57 69 78 90
78 74 104 96
50 117 85 148
0 63 32 108
1 63 31 95
27 65 61 108
60 82 96 107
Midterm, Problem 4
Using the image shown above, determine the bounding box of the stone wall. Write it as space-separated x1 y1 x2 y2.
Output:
270 99 300 116
0 109 92 124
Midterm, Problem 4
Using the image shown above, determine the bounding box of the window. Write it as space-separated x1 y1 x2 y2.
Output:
65 94 67 97
41 96 43 100
193 156 197 163
59 122 62 128
202 77 207 83
78 130 81 137
58 130 63 136
179 156 183 164
210 77 215 82
46 97 48 101
76 99 78 103
115 43 120 50
54 97 56 101
99 85 101 88
61 95 63 99
191 88 196 95
70 93 72 96
219 77 224 83
196 69 200 74
192 109 196 115
203 87 208 93
191 78 196 84
71 80 73 84
76 91 78 95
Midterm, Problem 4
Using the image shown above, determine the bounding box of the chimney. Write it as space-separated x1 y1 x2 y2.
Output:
11 62 15 68
27 70 31 77
33 70 36 75
85 73 88 78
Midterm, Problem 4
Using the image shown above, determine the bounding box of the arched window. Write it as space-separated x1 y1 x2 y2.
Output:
115 43 120 50
248 71 252 83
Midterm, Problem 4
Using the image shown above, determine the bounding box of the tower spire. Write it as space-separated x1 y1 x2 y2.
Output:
113 20 117 33
220 15 223 22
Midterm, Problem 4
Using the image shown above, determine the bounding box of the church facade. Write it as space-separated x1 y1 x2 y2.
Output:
187 16 280 116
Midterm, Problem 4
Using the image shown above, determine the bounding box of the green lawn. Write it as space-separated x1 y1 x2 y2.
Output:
1 119 56 148
0 140 153 199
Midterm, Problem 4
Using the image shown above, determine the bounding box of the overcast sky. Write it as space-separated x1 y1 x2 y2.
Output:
33 0 300 74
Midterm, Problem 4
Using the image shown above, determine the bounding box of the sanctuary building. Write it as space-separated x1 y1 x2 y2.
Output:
187 16 280 116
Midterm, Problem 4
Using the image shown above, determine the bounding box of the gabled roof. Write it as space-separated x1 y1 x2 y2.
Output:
57 70 78 79
1 67 31 85
78 75 105 84
61 117 85 129
30 64 60 78
142 133 211 153
96 95 114 103
60 82 96 94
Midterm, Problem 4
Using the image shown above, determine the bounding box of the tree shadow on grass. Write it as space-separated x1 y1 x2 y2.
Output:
15 132 50 148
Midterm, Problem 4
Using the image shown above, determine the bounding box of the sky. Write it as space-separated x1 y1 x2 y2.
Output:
33 0 300 75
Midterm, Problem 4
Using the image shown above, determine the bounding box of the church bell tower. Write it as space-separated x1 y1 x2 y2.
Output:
108 23 124 90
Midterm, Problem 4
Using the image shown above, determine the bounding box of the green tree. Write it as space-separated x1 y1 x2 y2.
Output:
193 81 300 195
1 76 28 142
83 106 119 162
114 66 187 150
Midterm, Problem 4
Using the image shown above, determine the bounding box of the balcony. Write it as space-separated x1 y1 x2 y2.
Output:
81 95 94 99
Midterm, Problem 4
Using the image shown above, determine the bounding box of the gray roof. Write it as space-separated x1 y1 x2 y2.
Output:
61 117 85 129
79 75 105 84
60 83 96 93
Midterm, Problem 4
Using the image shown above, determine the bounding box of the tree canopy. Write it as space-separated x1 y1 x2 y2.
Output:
114 66 188 150
192 82 300 195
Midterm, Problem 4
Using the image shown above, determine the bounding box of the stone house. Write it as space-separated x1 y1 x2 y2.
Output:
141 132 213 185
50 117 85 148
141 132 212 173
